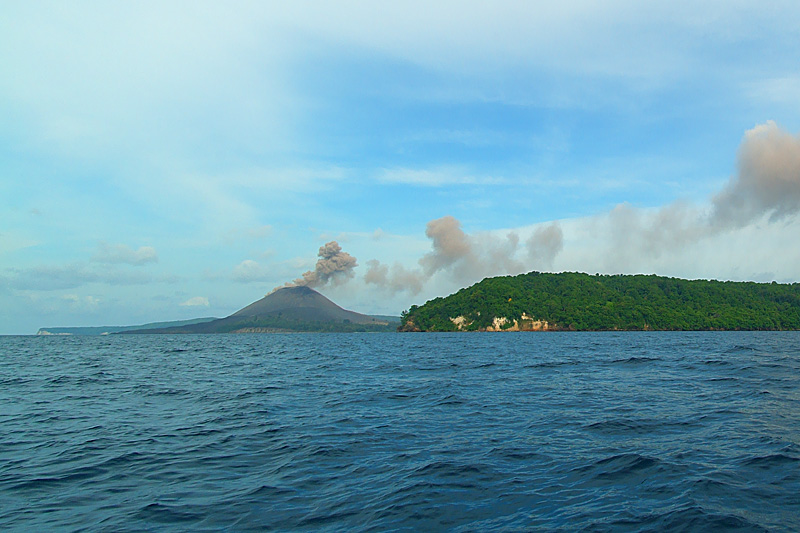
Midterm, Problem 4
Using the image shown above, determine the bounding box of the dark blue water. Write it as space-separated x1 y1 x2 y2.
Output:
2 332 800 531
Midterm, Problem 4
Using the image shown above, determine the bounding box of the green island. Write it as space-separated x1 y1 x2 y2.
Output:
400 272 800 332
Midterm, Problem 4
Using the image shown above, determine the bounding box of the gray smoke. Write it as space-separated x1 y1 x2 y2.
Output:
365 215 562 294
364 259 424 295
366 122 799 293
594 121 800 271
526 222 563 269
712 120 800 228
603 201 704 268
486 231 526 276
288 241 357 288
419 215 475 276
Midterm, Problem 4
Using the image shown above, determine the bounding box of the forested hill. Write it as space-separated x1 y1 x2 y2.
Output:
400 272 800 332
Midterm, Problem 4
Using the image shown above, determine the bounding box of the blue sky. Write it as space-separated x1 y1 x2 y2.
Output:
2 1 800 334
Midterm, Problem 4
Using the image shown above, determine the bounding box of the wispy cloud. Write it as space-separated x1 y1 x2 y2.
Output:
92 242 158 265
5 264 177 291
61 293 101 311
231 260 271 283
378 167 503 187
180 296 209 307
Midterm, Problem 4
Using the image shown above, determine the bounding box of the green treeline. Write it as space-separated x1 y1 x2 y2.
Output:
401 272 800 331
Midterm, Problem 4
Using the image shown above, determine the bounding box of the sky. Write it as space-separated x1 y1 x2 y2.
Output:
2 1 800 334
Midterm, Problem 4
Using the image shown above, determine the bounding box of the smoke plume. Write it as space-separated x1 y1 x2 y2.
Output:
365 215 563 294
585 120 800 272
288 241 357 288
364 259 424 295
419 215 478 277
526 223 563 269
712 120 800 228
366 121 799 294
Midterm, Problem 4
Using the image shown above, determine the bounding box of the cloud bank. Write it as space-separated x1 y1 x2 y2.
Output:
92 242 158 265
366 121 800 295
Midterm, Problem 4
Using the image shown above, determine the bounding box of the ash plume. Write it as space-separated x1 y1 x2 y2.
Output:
365 216 560 294
580 120 800 274
711 120 800 228
367 121 800 293
364 259 424 295
419 215 477 276
286 241 357 289
526 222 563 269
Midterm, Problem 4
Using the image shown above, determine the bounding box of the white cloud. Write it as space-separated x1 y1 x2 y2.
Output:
231 259 272 283
378 167 502 187
5 263 176 291
92 242 158 265
180 296 210 307
747 76 800 106
61 293 101 310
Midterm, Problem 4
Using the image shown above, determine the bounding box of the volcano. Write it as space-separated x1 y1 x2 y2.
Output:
140 286 394 333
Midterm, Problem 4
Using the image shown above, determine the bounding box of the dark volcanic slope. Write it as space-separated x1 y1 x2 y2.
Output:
231 286 379 324
138 286 389 333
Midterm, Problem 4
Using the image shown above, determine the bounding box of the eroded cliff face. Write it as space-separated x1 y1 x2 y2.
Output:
450 316 471 329
448 313 557 332
397 319 422 332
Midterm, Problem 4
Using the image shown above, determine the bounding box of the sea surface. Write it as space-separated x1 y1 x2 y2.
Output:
2 332 800 531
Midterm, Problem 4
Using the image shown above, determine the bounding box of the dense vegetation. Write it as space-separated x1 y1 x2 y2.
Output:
401 272 800 331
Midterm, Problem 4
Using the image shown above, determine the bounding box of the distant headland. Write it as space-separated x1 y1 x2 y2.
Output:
400 272 800 332
39 286 399 335
38 273 800 335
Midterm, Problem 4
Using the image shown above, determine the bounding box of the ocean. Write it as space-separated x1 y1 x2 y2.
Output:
1 332 799 531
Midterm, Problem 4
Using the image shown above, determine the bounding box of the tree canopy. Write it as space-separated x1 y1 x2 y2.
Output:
401 272 800 331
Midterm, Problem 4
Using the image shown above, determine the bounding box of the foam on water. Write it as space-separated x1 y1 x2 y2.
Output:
1 332 799 531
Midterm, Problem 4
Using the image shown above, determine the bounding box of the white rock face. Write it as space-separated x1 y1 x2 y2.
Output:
450 316 472 330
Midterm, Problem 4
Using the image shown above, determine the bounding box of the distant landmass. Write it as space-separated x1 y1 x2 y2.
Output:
126 286 399 333
37 317 218 336
401 272 800 332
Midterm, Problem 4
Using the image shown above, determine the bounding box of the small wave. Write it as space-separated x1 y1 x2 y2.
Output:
596 504 768 531
240 484 295 498
162 347 205 354
494 446 548 461
741 453 800 469
572 453 662 483
650 504 768 531
436 394 463 406
525 360 574 369
135 502 203 525
0 376 34 386
724 344 759 354
585 419 644 433
610 356 662 364
411 460 487 483
46 375 93 386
